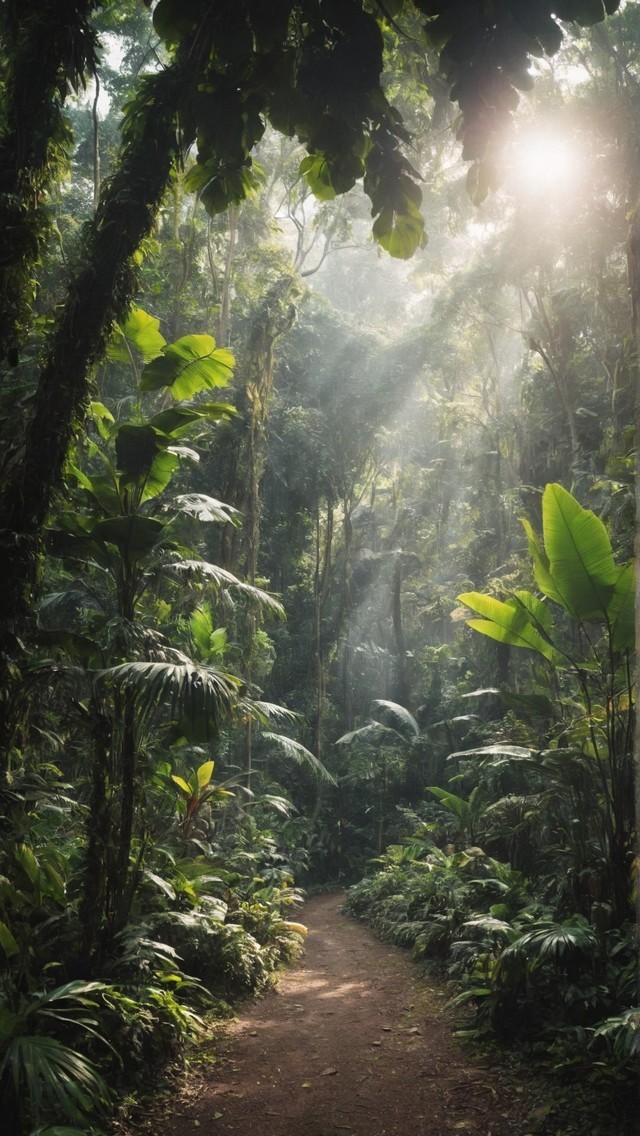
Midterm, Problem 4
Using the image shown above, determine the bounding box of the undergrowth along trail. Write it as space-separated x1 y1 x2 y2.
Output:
118 892 540 1136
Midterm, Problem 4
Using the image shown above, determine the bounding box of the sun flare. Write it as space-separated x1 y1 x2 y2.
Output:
510 129 584 198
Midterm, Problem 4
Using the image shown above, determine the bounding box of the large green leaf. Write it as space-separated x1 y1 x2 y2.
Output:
190 606 214 657
457 592 562 664
139 335 235 398
108 305 166 364
372 197 426 260
427 785 471 823
153 0 207 45
196 760 215 790
507 590 553 632
147 402 236 437
0 919 19 957
142 448 181 500
148 407 208 436
88 401 115 441
607 561 635 650
72 469 120 516
46 527 114 571
114 425 185 500
521 517 565 607
91 516 165 557
115 424 164 482
539 483 617 619
299 151 364 201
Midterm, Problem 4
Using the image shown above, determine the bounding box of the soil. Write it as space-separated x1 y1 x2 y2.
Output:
116 892 543 1136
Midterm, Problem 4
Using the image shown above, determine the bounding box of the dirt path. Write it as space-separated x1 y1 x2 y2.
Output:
121 893 538 1136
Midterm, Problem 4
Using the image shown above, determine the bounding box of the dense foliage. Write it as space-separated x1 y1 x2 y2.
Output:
0 2 636 1134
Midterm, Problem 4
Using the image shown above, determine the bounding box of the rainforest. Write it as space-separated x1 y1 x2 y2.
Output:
0 2 637 1135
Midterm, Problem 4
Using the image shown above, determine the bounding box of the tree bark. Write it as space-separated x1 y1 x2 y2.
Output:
0 0 99 363
0 51 198 756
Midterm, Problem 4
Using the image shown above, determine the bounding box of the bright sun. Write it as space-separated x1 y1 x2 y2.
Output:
509 129 584 198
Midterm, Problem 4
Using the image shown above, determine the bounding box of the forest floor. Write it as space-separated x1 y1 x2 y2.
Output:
115 892 553 1136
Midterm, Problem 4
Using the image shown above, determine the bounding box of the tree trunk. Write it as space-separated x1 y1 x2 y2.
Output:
0 50 197 758
391 553 409 707
0 0 99 363
217 206 238 346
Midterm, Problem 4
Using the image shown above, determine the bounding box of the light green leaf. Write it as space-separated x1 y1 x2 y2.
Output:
209 627 228 656
190 606 214 655
458 592 562 664
109 305 166 363
148 407 207 436
88 402 116 441
15 843 40 886
299 154 337 201
140 335 234 399
0 919 19 957
607 561 635 649
196 760 215 789
540 483 617 619
521 517 564 606
143 449 181 500
372 199 426 260
171 774 193 796
427 786 470 823
507 590 553 632
143 869 176 900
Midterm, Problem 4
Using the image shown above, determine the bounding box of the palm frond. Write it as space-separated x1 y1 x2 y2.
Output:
592 1010 640 1058
243 700 303 728
260 732 336 784
447 743 534 761
252 793 295 816
97 661 242 737
336 721 406 747
371 699 420 737
0 1035 109 1122
170 493 242 525
499 916 598 969
461 915 514 937
167 559 284 616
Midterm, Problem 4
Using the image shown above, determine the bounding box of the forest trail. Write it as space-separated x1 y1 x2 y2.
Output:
119 892 540 1136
